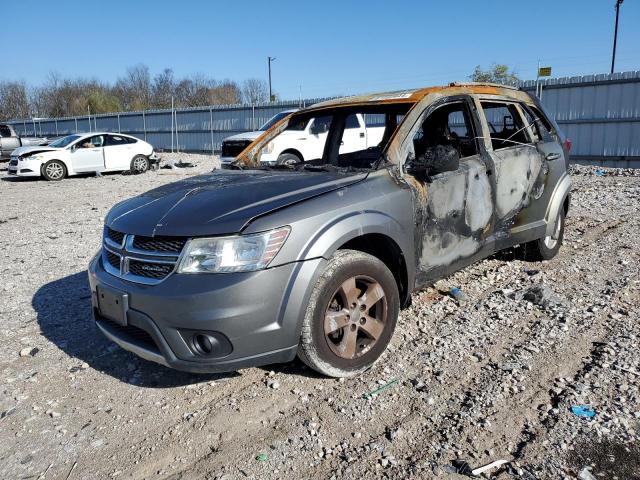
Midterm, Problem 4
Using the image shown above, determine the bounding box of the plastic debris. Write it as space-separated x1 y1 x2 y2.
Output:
449 287 468 304
161 160 197 169
255 453 268 462
578 466 597 480
450 459 509 477
472 459 509 476
570 405 596 418
362 378 399 399
594 169 605 176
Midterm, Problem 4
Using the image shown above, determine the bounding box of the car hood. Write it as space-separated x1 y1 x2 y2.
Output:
222 131 263 143
106 169 367 237
12 146 61 157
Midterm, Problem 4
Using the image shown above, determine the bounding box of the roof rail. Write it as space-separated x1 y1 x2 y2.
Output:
449 81 520 90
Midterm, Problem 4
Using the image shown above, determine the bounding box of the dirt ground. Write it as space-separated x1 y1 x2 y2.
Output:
0 156 638 480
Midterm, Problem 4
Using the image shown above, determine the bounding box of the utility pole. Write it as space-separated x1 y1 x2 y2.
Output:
268 56 276 102
611 0 624 74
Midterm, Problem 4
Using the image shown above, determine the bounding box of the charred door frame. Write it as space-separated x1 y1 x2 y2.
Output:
474 97 552 248
399 94 498 287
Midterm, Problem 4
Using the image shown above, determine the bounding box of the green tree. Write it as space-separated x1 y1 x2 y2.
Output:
470 64 520 86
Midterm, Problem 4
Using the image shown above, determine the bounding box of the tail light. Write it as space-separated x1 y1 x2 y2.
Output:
563 138 572 152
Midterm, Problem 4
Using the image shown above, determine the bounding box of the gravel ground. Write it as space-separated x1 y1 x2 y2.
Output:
0 158 638 479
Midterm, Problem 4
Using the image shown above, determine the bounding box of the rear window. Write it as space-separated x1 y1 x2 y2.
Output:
107 135 129 146
481 102 532 150
0 125 11 137
527 105 555 135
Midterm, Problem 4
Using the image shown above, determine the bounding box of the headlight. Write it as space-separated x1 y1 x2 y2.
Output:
26 154 43 161
261 141 274 155
177 226 290 274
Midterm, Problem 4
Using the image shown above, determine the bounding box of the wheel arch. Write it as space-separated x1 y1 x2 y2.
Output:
544 172 571 236
278 148 304 161
297 212 415 308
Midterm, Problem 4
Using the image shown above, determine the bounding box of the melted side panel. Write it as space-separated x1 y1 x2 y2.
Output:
418 157 493 270
492 147 544 222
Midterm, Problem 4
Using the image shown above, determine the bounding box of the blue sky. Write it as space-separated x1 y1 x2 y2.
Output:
3 0 639 99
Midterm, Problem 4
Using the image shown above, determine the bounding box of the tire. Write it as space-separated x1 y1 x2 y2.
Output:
522 208 565 261
41 160 67 181
130 155 149 174
277 152 302 166
298 249 400 378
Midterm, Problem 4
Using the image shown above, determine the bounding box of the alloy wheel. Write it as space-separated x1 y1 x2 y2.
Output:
133 157 148 172
323 275 388 360
45 162 64 180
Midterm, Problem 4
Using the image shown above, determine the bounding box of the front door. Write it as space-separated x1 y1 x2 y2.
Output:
71 134 105 172
303 116 331 160
339 114 367 154
405 97 495 284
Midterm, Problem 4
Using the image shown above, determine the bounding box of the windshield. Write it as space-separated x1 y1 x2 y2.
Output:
259 111 293 131
235 104 412 172
49 135 81 148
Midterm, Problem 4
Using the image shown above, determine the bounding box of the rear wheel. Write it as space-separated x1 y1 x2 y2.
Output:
298 250 399 377
277 152 302 166
130 155 149 174
42 160 67 181
522 209 565 261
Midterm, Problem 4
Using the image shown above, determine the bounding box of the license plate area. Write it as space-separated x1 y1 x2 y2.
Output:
97 285 129 326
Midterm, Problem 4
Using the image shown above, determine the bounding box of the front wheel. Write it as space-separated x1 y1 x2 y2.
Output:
297 250 399 378
42 160 67 181
277 153 301 166
130 155 149 174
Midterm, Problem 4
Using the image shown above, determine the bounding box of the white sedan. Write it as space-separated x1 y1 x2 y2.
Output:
8 132 156 181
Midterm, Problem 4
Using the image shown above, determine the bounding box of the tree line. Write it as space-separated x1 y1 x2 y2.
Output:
0 64 270 121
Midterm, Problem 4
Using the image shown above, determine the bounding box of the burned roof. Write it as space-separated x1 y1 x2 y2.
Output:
307 82 530 111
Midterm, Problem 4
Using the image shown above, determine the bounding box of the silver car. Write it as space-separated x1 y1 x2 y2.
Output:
88 83 571 377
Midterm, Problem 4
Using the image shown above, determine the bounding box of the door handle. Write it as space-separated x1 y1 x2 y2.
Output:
91 148 101 152
359 132 365 138
297 138 306 141
546 153 561 161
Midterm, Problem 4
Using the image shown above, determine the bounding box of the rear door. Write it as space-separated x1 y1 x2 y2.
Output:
71 135 105 171
477 100 550 242
104 134 135 170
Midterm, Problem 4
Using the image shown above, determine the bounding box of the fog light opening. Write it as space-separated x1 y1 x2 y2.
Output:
193 333 215 355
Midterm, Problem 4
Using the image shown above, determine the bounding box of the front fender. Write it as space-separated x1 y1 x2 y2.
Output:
545 172 571 236
300 211 410 259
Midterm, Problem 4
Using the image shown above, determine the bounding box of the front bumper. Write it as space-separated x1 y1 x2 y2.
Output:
7 157 41 177
87 252 324 373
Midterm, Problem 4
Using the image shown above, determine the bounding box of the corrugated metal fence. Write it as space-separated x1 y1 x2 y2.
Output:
8 71 640 167
521 71 640 167
9 99 330 155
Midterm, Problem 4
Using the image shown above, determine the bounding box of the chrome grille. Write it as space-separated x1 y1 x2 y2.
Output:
107 228 125 246
128 260 174 279
132 236 187 253
102 227 186 285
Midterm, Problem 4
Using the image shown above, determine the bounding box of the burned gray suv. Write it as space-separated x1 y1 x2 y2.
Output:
88 83 571 377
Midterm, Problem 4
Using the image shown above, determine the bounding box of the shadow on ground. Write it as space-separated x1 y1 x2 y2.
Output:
32 271 238 387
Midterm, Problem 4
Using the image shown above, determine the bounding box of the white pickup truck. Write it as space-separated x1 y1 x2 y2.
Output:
220 111 384 166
